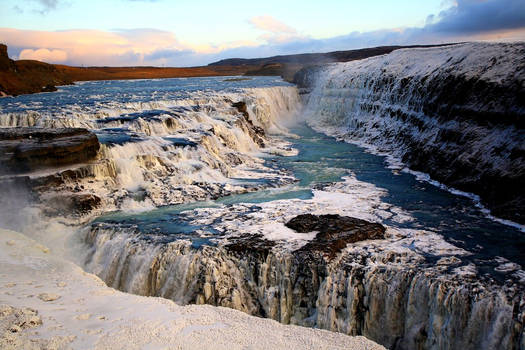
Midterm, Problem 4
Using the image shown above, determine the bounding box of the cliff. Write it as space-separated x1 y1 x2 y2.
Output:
303 42 525 224
0 44 73 96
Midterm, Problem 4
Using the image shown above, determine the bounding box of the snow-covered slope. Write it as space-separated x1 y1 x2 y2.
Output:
0 228 385 350
303 42 525 224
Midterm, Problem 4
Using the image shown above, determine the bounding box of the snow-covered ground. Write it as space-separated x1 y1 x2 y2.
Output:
0 228 385 350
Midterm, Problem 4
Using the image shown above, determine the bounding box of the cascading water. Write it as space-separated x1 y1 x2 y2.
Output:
1 50 524 350
0 80 301 214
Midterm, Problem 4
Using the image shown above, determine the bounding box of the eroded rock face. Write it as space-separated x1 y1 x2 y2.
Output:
44 193 102 216
232 101 266 147
82 224 524 350
0 127 100 174
305 43 525 224
286 214 386 258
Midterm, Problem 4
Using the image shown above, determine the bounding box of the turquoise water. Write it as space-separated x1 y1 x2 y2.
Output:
97 122 525 281
2 75 521 281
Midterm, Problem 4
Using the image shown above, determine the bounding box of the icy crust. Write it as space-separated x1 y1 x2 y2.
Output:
0 229 385 350
303 42 525 225
0 86 301 217
81 174 525 350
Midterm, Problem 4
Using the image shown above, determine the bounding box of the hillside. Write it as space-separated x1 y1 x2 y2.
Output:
208 44 458 81
0 44 73 96
0 44 258 96
0 43 458 96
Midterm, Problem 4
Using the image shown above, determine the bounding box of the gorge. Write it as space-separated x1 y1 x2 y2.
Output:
0 42 524 350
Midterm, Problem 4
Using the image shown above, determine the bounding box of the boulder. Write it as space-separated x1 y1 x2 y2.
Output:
0 127 100 175
286 214 386 259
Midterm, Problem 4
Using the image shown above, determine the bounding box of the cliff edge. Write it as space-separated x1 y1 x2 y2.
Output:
0 44 73 96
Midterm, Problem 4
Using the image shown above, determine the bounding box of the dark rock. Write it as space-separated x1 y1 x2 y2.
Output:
286 214 386 259
232 101 266 147
41 84 57 92
232 101 249 118
225 234 276 256
45 193 102 216
0 44 15 72
0 127 100 175
71 194 101 213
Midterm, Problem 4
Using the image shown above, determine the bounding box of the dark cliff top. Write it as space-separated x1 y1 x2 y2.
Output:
208 43 459 67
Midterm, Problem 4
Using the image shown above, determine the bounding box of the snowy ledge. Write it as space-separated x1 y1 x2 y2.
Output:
0 228 385 350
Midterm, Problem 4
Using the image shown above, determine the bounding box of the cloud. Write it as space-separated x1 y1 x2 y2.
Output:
19 48 68 62
248 15 305 44
427 0 525 34
249 15 297 34
35 0 59 10
18 0 63 14
236 0 525 57
2 0 524 67
1 27 190 66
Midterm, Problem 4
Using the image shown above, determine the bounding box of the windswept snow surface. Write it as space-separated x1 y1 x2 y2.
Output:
0 228 385 350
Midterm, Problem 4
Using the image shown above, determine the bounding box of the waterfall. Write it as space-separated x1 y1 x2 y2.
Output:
2 58 523 349
79 173 525 350
81 221 524 350
303 42 525 225
0 86 301 212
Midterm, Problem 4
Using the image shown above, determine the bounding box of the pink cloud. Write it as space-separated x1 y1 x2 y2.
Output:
19 48 68 62
0 27 188 66
249 15 297 34
248 15 306 44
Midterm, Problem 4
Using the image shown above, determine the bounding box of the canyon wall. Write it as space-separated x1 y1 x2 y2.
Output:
301 42 525 224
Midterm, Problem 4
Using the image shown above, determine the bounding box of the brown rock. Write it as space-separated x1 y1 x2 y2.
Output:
286 214 386 259
0 127 100 175
45 193 102 216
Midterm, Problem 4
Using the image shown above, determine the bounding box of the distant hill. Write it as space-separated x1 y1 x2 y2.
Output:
0 43 458 96
209 44 459 81
0 44 258 96
0 44 73 96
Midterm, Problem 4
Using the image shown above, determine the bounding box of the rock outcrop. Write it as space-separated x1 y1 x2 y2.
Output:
0 44 73 96
0 127 100 174
286 214 386 258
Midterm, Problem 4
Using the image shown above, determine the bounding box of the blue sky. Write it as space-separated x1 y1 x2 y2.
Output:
1 0 524 66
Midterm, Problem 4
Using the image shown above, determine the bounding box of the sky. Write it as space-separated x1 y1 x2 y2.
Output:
1 0 524 66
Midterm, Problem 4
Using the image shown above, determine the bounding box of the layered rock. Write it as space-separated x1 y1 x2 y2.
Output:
304 42 525 224
0 127 100 174
82 220 524 350
80 174 525 350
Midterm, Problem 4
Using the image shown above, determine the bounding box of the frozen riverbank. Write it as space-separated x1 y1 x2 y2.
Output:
0 228 385 350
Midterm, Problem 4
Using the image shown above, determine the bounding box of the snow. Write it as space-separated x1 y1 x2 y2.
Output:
0 228 385 350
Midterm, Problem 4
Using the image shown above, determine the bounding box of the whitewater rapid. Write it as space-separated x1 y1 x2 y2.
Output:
1 47 524 350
